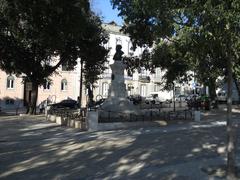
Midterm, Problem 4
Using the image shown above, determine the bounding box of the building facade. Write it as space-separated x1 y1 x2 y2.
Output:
0 22 193 111
0 63 80 110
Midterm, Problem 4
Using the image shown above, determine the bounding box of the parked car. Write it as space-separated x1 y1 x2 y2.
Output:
145 93 162 104
145 92 172 104
50 99 79 110
128 95 143 105
175 94 187 102
185 94 199 101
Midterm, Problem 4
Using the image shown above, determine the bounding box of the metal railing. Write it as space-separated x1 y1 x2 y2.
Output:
48 108 87 122
98 109 193 123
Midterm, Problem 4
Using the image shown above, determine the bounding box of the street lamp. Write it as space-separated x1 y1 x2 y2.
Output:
79 59 83 109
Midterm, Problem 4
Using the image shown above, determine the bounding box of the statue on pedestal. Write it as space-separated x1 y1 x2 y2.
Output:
100 44 139 116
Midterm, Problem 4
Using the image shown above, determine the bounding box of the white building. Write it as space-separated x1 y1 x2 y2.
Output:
93 22 191 101
0 22 193 111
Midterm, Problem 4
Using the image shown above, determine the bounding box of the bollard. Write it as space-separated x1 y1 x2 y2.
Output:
87 110 99 131
194 111 201 122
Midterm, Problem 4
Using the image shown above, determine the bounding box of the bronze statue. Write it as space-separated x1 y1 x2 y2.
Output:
113 44 124 61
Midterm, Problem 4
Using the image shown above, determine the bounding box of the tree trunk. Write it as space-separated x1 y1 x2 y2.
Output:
209 79 216 100
226 58 237 180
233 73 240 103
208 77 218 108
87 84 94 108
28 83 39 115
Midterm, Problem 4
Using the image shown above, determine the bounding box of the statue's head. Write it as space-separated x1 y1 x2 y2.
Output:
116 44 122 51
113 44 124 61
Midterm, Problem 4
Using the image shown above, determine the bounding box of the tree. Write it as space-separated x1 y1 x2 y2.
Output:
112 0 240 178
233 65 240 102
0 0 108 114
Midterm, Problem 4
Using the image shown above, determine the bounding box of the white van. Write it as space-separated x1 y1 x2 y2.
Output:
145 91 172 104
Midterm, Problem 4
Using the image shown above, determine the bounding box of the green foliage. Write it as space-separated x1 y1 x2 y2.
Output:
112 0 240 90
112 1 240 177
0 0 108 114
0 0 108 85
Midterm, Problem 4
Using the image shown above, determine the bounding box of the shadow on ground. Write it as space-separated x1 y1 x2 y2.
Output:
0 114 239 179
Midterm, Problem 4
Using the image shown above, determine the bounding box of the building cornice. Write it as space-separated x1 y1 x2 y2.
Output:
102 23 126 36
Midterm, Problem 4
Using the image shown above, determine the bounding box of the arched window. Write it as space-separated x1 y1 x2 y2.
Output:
43 80 51 90
102 82 109 97
61 79 68 91
7 76 14 89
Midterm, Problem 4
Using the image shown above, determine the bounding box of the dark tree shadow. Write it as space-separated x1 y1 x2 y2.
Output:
0 113 239 179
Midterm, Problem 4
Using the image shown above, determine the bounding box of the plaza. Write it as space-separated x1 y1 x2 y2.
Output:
1 1 240 179
0 106 240 179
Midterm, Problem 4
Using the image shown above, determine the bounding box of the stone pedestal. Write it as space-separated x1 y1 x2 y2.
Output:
87 111 99 131
101 61 139 114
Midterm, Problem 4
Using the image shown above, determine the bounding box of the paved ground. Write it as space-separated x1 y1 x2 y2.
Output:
0 109 240 180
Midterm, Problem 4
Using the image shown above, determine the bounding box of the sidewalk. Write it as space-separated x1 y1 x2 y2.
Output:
0 107 27 115
0 112 239 179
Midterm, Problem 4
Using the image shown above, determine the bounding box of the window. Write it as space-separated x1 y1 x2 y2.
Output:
127 84 134 95
140 68 147 76
61 79 68 91
154 84 161 92
7 76 14 89
103 41 109 50
5 99 14 105
116 37 122 46
43 81 51 90
154 68 161 78
175 87 181 95
127 40 133 56
140 84 147 97
102 82 109 97
62 62 71 71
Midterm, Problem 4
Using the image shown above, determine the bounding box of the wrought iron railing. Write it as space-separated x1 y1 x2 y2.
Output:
98 109 193 123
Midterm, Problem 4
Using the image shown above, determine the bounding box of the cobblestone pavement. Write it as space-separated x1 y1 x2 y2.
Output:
0 111 240 180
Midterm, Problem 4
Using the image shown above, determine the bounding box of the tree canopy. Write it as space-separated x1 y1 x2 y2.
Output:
112 0 240 178
112 0 240 86
0 0 108 113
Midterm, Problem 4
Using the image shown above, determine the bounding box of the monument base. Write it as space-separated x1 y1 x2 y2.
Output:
100 97 140 114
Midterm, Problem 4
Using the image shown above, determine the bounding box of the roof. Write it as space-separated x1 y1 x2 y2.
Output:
102 22 124 35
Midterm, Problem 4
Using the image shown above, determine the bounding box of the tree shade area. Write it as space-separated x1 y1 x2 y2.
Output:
112 0 240 179
0 0 109 114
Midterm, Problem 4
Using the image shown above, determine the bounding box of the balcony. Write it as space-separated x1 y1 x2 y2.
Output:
124 75 133 80
151 76 162 83
139 75 150 83
100 73 133 80
100 73 111 79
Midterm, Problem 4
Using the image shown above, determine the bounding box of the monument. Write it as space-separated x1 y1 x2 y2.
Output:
101 45 139 114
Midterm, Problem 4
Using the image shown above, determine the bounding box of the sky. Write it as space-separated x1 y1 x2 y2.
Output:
91 0 123 25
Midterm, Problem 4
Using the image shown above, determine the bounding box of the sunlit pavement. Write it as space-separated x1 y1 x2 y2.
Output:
0 114 239 180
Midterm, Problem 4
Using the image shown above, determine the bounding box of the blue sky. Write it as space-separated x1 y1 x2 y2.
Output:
91 0 123 25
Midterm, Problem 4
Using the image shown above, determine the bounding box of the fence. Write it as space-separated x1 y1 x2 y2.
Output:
99 109 193 123
47 108 87 130
138 101 188 110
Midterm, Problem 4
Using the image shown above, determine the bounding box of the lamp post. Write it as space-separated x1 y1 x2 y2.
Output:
79 59 83 109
